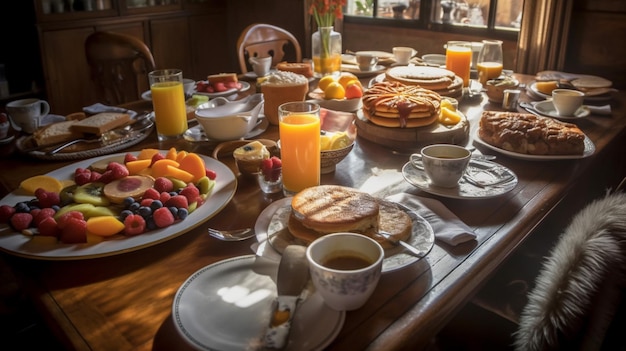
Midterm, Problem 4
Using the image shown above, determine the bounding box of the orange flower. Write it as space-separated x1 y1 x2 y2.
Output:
309 0 346 28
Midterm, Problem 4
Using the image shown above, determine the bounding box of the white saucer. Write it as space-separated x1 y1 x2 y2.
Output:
341 64 387 77
402 159 518 200
0 134 15 145
533 100 590 120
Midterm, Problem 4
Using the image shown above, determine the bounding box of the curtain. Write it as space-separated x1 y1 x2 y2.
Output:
515 0 573 74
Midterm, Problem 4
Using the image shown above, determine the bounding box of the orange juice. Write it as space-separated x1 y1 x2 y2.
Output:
279 114 321 193
477 61 503 85
446 43 472 87
151 81 188 139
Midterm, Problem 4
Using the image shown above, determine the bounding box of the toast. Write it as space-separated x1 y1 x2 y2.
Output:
33 120 82 147
70 112 131 136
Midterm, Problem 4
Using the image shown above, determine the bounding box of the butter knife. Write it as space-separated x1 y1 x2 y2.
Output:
264 245 309 350
378 231 428 258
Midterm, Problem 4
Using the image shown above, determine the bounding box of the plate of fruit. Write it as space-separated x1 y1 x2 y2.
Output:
194 80 251 98
0 148 237 260
307 73 364 112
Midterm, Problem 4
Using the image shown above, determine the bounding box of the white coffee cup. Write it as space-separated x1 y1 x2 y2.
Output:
306 232 384 311
552 89 585 116
392 47 417 65
410 144 471 188
249 56 272 77
355 52 379 71
6 98 50 134
183 78 196 97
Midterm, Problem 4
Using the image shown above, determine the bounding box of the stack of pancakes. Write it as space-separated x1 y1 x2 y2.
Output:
287 185 412 249
361 81 441 128
385 66 463 98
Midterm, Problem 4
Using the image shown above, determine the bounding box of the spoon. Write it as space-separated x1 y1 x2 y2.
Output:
208 227 255 241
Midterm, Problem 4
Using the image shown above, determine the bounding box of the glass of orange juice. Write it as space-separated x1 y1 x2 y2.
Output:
445 41 472 87
278 101 321 196
149 69 188 141
476 40 503 85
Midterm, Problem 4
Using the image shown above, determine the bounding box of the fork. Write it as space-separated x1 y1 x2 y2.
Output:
208 227 255 241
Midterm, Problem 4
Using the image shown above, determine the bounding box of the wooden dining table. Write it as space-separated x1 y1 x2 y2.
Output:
0 73 625 351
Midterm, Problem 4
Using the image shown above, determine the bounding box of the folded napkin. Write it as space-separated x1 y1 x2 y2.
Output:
83 103 138 119
386 193 476 246
586 104 612 116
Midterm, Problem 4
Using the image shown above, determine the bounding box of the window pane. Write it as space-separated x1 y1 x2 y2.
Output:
346 0 375 17
495 0 524 30
437 0 487 26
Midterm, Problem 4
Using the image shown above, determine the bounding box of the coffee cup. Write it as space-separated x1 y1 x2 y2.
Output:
392 47 417 65
183 78 196 97
306 232 384 311
410 144 471 188
6 98 50 134
355 52 379 71
552 89 585 116
249 56 272 77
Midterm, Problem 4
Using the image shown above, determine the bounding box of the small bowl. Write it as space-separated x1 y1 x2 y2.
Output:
195 93 264 141
321 141 355 174
485 77 520 103
308 90 362 112
421 54 446 67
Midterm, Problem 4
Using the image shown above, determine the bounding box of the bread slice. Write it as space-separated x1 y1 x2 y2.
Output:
70 112 130 135
207 73 238 85
33 120 83 147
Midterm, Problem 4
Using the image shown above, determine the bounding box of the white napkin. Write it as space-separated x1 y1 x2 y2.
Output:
586 104 612 116
386 193 476 246
83 103 138 119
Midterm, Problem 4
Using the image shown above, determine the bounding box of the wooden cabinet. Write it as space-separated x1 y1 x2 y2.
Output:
34 0 228 115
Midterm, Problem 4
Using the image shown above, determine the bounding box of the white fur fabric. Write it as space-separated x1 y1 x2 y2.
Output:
513 192 626 351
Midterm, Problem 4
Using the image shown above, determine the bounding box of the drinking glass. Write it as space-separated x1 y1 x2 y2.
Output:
445 41 472 87
149 69 188 141
476 40 503 85
278 102 321 196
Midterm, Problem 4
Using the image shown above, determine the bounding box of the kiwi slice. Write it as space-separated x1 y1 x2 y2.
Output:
73 182 110 206
59 184 78 206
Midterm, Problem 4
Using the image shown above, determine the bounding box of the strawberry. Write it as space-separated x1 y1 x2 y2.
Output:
33 208 56 226
213 82 226 92
38 216 60 238
89 170 102 182
0 205 16 223
179 183 200 204
143 187 160 200
159 191 172 204
124 153 138 163
151 152 165 166
74 168 92 185
153 207 175 228
154 177 174 193
165 195 188 209
205 169 217 180
59 217 87 243
107 162 129 180
124 214 146 236
10 213 33 231
140 198 154 207
57 211 84 229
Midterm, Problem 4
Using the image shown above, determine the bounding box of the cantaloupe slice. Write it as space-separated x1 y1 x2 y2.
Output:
151 159 180 178
86 216 125 237
165 147 178 160
535 81 558 95
137 148 161 160
175 150 189 163
178 153 206 183
125 159 153 175
20 175 64 195
164 165 194 184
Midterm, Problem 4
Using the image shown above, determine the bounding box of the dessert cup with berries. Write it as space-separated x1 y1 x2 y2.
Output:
257 156 282 194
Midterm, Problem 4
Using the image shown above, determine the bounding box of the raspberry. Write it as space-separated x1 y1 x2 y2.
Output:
10 213 33 231
271 156 282 168
179 183 200 204
35 188 47 198
165 195 188 209
143 188 160 200
74 170 92 185
36 190 60 208
261 156 282 182
33 208 56 226
154 177 174 193
60 217 87 243
124 153 138 163
159 192 172 204
205 169 217 180
57 211 84 229
124 214 146 236
153 207 175 228
140 198 154 207
0 205 16 223
38 217 60 238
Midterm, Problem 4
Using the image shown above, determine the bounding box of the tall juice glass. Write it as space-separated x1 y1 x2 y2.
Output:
149 69 188 141
445 41 472 87
278 102 321 195
476 40 503 85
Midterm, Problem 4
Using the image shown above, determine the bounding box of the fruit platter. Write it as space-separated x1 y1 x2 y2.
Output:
0 148 236 260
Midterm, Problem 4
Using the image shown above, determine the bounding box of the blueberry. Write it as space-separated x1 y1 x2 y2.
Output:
15 202 30 213
243 146 253 151
51 205 60 212
119 209 133 221
123 197 136 208
150 200 163 211
178 208 189 220
146 217 157 231
168 207 178 218
137 206 152 218
169 191 178 197
129 202 140 212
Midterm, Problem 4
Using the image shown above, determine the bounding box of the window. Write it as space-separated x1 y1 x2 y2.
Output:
346 0 523 34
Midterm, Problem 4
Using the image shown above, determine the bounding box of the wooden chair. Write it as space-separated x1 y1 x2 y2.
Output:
236 23 302 74
85 31 156 106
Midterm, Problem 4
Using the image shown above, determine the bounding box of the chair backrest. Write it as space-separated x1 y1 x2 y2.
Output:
513 191 626 351
85 31 156 106
236 23 302 74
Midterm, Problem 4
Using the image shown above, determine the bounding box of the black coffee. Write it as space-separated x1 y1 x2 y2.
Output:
322 253 372 270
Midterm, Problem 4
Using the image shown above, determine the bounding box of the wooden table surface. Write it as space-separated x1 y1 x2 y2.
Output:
0 74 625 351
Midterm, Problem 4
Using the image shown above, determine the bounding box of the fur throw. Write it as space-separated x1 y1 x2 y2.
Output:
513 191 626 351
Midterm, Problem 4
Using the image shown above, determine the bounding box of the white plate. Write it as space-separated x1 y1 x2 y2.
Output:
473 129 595 160
526 81 611 102
0 152 237 260
340 64 387 77
183 116 269 142
402 160 518 200
533 100 590 120
307 90 362 112
255 197 435 273
142 81 252 100
172 255 345 351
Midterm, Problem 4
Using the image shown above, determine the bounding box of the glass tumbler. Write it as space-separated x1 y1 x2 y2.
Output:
476 40 503 85
278 102 321 196
445 41 472 87
149 69 188 141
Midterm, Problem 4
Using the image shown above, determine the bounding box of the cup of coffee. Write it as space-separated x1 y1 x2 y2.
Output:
249 56 272 77
552 89 585 116
259 71 309 125
392 47 417 65
355 52 379 71
410 144 471 188
306 232 384 311
6 98 50 134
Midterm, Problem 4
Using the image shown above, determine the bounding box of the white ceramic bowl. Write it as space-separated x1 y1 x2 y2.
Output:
421 54 446 66
195 93 264 141
307 90 362 112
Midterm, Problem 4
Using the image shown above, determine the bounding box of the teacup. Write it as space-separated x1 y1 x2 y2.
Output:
183 78 196 97
552 89 585 116
6 98 50 134
392 47 417 65
306 232 384 311
355 52 379 71
249 56 272 77
411 144 471 188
